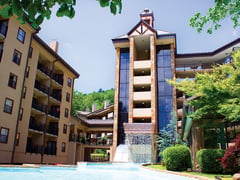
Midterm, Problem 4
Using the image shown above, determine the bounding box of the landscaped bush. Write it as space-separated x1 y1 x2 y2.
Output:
221 134 240 174
196 149 225 173
162 145 192 171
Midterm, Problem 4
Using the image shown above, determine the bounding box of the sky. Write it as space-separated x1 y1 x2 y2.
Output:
38 0 240 93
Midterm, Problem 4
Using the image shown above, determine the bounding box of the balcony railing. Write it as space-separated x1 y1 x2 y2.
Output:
50 92 61 102
44 147 57 155
46 127 58 136
52 74 63 85
133 108 152 118
134 60 151 69
134 76 151 85
35 82 49 94
69 134 113 145
26 144 42 154
48 111 60 118
29 120 45 132
32 101 47 113
176 63 213 71
37 63 51 77
133 91 151 101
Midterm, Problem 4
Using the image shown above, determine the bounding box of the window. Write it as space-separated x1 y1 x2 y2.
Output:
22 87 27 99
67 78 72 87
61 142 66 152
8 73 18 89
12 49 21 65
17 28 25 43
0 43 3 62
28 47 33 58
66 92 70 102
4 98 14 114
19 108 23 120
64 108 69 118
0 127 9 143
26 66 30 78
63 124 67 134
16 133 20 146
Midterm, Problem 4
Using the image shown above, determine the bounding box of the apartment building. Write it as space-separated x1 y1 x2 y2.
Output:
111 9 240 163
0 15 79 164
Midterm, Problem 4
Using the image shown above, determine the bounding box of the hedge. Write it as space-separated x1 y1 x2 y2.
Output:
162 145 192 171
196 149 225 173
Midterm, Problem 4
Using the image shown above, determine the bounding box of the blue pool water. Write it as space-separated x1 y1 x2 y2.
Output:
0 163 197 180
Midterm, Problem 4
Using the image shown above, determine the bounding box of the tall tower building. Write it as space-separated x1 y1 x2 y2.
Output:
112 9 176 162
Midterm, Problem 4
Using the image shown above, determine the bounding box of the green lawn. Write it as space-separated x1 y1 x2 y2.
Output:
146 164 232 180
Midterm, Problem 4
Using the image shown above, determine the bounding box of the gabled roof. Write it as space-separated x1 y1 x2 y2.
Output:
127 20 157 36
112 20 174 43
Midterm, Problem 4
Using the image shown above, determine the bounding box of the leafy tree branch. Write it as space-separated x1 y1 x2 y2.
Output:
0 0 122 28
190 0 240 34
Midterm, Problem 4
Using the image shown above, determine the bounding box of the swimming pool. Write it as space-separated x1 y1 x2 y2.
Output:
0 163 197 180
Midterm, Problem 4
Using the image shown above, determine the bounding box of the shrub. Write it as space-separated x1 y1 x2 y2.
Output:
221 134 240 174
162 145 192 171
196 149 225 173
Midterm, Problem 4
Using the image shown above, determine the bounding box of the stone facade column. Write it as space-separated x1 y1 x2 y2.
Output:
128 37 135 123
112 47 121 160
150 35 157 163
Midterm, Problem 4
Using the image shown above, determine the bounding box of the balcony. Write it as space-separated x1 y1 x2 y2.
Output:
37 63 51 77
134 60 151 69
52 73 63 86
133 91 151 101
44 146 57 155
29 119 45 132
34 81 49 95
32 101 47 113
48 111 60 119
133 108 151 118
46 127 58 136
134 76 151 85
26 144 42 154
50 91 61 102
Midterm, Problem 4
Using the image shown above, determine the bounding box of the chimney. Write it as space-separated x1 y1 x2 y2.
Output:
92 103 97 112
104 100 110 109
49 41 59 53
140 8 154 27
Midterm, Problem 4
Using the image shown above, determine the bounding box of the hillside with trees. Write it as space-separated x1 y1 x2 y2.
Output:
71 88 114 116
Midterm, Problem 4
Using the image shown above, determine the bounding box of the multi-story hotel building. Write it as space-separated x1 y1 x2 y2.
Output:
1 9 240 165
111 9 240 163
0 15 80 164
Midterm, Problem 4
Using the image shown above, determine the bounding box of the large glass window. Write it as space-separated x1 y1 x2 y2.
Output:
0 127 9 143
157 45 173 131
118 48 130 145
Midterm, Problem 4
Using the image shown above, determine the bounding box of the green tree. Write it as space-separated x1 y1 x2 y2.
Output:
157 112 184 153
71 88 114 116
0 0 122 28
168 51 240 123
190 0 240 34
